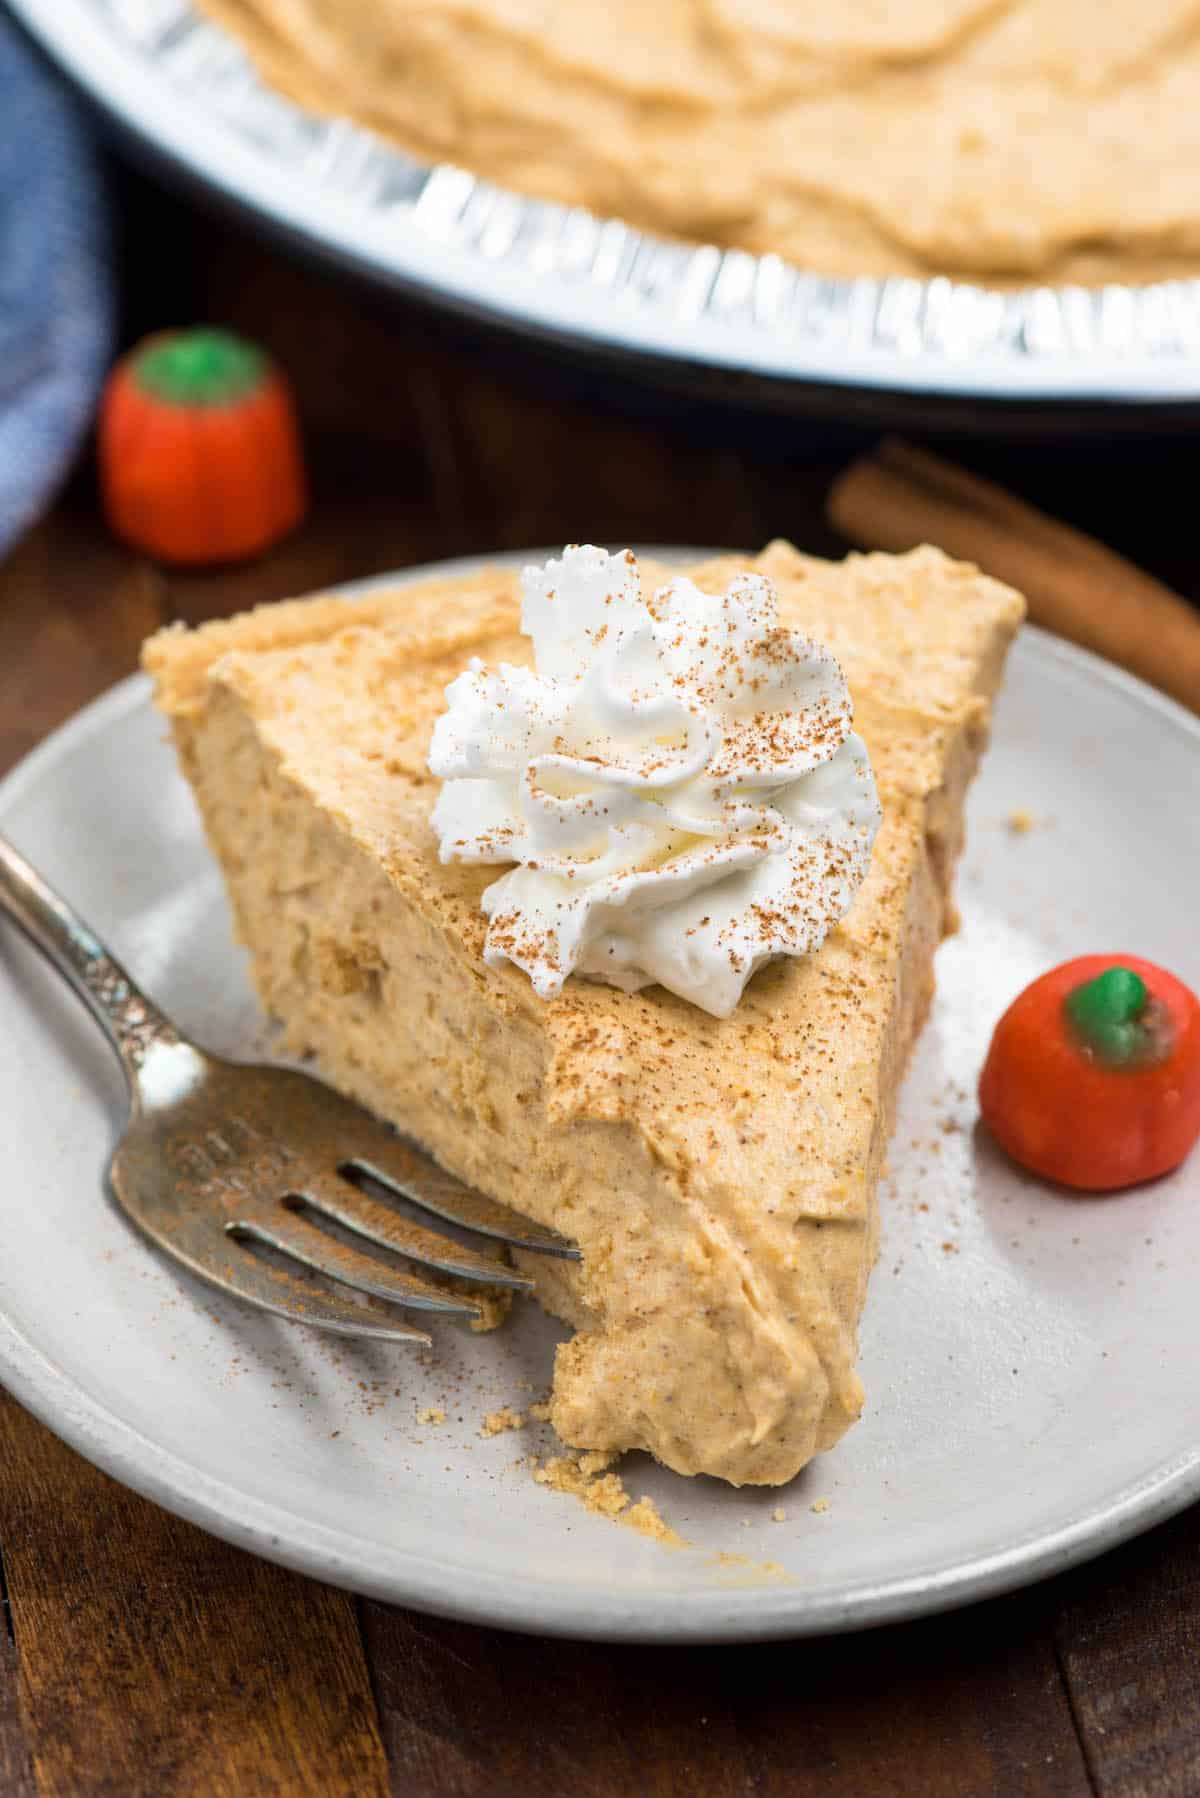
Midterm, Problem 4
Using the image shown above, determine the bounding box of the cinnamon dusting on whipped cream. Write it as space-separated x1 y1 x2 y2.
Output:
428 546 880 1017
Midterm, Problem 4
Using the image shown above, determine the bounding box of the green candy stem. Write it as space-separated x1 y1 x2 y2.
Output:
1065 966 1169 1068
133 328 268 408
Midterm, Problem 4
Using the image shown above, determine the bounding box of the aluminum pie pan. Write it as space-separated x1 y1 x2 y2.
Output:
15 0 1200 405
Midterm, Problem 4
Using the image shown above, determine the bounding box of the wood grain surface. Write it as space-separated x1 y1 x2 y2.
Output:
361 1592 1093 1798
0 1396 389 1798
0 163 1198 1796
0 1613 35 1798
1056 1507 1200 1797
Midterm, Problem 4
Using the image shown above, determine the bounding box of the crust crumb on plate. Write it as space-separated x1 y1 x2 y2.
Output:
532 1452 686 1545
480 1405 525 1437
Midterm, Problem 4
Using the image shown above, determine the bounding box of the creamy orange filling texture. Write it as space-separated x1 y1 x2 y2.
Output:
199 0 1200 285
144 545 1024 1485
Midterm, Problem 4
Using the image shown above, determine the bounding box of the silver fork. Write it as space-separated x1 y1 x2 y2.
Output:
0 834 578 1345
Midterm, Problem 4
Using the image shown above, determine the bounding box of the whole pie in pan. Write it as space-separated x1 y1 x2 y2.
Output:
197 0 1200 287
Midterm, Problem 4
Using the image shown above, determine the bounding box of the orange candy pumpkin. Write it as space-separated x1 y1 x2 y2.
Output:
979 955 1200 1192
99 328 307 566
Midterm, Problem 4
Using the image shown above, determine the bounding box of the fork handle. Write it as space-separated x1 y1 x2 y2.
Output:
0 832 179 1085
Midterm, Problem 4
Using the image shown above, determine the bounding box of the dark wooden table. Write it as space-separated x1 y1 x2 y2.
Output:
1 163 1198 1798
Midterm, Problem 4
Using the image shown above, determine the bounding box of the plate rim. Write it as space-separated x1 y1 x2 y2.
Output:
12 0 1200 407
1 553 1199 1643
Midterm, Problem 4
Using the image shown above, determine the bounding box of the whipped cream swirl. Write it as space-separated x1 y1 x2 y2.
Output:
428 546 881 1018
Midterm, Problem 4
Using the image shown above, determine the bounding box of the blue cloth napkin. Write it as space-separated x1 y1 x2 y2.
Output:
0 8 114 559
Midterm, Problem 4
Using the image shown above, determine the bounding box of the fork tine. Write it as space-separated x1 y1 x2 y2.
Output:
297 1171 534 1291
343 1133 581 1259
230 1208 484 1318
192 1229 433 1344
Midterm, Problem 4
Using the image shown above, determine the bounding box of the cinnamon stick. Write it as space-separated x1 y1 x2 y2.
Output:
827 438 1200 715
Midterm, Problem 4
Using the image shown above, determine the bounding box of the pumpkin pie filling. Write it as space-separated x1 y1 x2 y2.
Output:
197 0 1200 286
144 542 1023 1485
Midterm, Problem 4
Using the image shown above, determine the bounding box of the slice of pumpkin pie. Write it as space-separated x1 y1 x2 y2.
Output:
144 541 1022 1486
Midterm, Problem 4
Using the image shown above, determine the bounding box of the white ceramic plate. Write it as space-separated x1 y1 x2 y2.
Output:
12 0 1200 407
1 555 1198 1643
